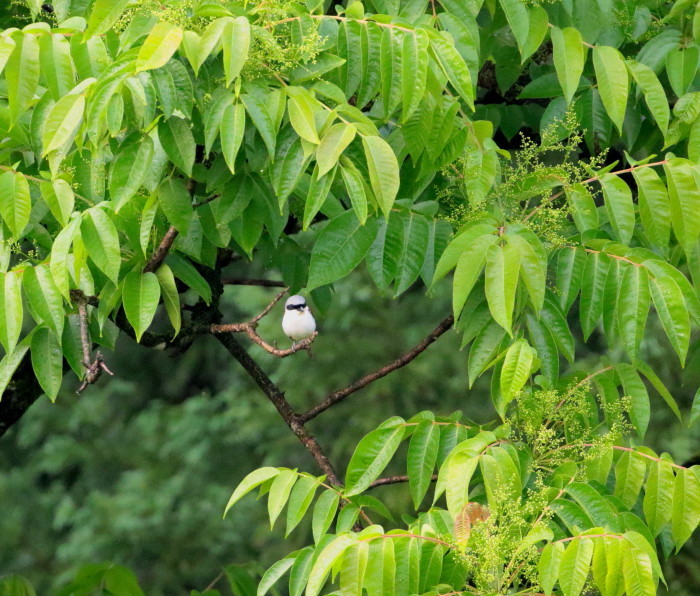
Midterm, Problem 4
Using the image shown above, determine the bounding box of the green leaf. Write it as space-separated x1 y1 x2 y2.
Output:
30 326 63 402
648 273 689 364
40 179 74 227
109 136 155 211
166 253 211 304
0 34 16 78
289 546 314 596
122 271 161 343
362 136 399 218
81 208 121 284
618 265 650 361
632 166 670 249
551 27 585 105
401 29 429 122
0 335 31 397
664 158 700 253
600 174 635 245
223 17 251 85
306 534 355 596
428 32 474 109
224 467 281 517
539 542 565 596
258 556 296 596
285 475 318 537
0 171 31 239
626 60 670 135
499 338 535 410
42 93 85 156
0 271 23 354
155 264 180 337
312 489 340 543
268 469 298 530
158 177 192 234
394 213 430 296
241 94 277 160
286 87 320 144
220 102 246 175
508 232 547 313
307 212 379 290
565 483 620 530
452 234 497 320
566 183 598 233
407 420 439 509
614 448 648 508
643 455 675 537
665 46 699 98
671 467 700 551
559 537 594 596
23 264 64 339
5 32 40 122
303 165 337 231
617 363 650 438
623 546 656 596
365 538 395 596
339 541 369 596
635 359 682 422
433 223 498 283
135 22 183 73
485 242 521 336
316 123 356 178
345 422 405 496
340 159 368 225
556 247 586 312
85 0 130 37
50 219 79 301
499 0 530 59
159 116 196 177
593 46 629 133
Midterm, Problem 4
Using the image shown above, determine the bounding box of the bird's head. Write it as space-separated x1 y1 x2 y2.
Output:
285 295 308 313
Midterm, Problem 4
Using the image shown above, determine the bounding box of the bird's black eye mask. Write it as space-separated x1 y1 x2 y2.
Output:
286 303 306 311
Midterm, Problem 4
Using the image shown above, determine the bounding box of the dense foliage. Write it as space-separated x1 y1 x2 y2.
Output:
0 0 700 594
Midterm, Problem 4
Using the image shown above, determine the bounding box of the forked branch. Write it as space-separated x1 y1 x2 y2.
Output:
209 288 318 357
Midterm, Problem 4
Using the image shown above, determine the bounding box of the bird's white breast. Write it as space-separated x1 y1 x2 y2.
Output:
282 309 316 340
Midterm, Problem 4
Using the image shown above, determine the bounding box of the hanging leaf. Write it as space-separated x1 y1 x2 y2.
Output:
484 242 521 336
0 170 31 239
122 271 161 342
593 46 629 133
307 212 379 290
135 22 184 73
345 422 405 496
30 326 63 402
362 135 400 218
551 26 585 105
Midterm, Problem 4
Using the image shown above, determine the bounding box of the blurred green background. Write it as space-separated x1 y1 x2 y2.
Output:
1 271 699 594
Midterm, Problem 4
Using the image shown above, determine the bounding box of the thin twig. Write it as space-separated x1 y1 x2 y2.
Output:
72 290 114 394
143 226 179 273
369 474 437 488
300 315 454 423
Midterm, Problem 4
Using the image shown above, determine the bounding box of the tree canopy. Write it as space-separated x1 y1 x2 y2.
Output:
0 0 700 594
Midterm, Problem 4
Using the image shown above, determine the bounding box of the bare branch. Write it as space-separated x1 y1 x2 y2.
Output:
72 290 115 394
250 288 288 323
369 474 437 489
215 333 340 485
143 225 179 273
300 315 454 423
221 278 286 287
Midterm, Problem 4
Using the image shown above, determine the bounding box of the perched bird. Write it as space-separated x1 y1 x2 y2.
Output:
282 295 316 348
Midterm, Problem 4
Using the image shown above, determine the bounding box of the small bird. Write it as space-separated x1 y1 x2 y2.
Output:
282 295 316 348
